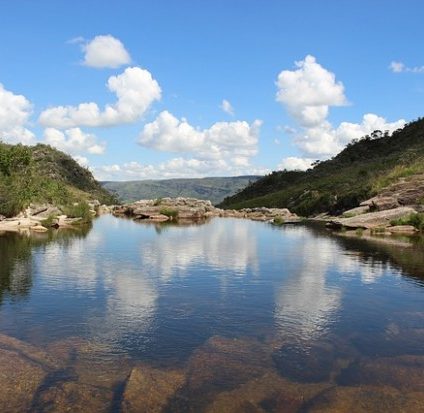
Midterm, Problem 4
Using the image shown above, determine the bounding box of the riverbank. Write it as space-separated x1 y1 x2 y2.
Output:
0 201 102 233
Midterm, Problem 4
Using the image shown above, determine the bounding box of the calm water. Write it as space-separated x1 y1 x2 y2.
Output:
1 215 423 411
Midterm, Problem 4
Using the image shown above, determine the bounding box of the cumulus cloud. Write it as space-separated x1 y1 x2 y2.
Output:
276 56 405 157
43 127 106 155
389 60 424 74
0 83 35 144
220 99 234 115
138 110 261 166
94 157 269 181
81 35 131 68
278 156 314 171
295 113 405 156
39 67 161 128
276 55 347 128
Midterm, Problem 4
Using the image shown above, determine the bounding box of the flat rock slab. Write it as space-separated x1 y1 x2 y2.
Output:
330 207 416 229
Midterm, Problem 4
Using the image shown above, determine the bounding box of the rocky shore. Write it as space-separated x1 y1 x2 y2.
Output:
324 191 424 234
112 197 300 224
0 201 102 233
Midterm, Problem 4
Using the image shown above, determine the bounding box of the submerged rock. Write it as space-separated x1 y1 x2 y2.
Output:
0 334 60 412
204 372 330 413
34 381 113 413
337 355 424 392
168 336 274 412
121 365 185 413
304 385 424 412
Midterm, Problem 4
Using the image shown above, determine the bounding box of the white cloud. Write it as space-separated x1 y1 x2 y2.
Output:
389 60 424 74
138 110 261 167
220 99 234 115
94 157 269 181
82 35 131 68
39 67 161 128
276 55 347 128
43 127 106 155
278 156 314 171
276 56 405 157
295 114 405 156
0 83 35 144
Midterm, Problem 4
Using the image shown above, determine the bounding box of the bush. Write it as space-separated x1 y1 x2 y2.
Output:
390 213 424 231
62 202 92 223
159 207 178 219
272 216 285 226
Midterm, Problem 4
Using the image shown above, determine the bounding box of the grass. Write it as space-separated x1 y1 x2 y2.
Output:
390 212 424 231
0 142 116 218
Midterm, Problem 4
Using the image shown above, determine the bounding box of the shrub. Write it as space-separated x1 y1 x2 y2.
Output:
273 216 285 226
159 207 178 219
390 212 424 231
62 202 92 223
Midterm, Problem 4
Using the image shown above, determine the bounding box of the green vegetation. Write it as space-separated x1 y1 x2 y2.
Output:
62 202 93 223
272 216 285 226
159 207 179 219
102 176 261 205
390 212 424 231
219 118 424 216
0 142 117 217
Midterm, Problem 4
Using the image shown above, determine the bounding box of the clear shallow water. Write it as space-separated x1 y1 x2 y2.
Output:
0 215 423 411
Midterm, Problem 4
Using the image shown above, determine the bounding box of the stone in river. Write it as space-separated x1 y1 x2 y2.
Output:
0 334 60 412
304 385 424 412
121 364 185 413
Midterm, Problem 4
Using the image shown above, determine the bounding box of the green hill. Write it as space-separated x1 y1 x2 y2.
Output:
219 118 424 216
0 143 116 217
102 176 261 205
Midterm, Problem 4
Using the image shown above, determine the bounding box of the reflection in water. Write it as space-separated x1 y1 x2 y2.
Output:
0 216 423 411
140 219 259 280
275 228 342 342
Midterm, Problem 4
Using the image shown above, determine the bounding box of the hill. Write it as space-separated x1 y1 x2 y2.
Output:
102 176 261 205
219 118 424 216
0 143 116 217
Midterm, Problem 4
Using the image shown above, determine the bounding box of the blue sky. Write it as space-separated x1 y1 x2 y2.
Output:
0 0 423 180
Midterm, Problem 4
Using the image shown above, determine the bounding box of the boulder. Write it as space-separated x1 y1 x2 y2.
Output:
121 365 185 413
0 334 60 412
337 355 424 392
204 372 330 413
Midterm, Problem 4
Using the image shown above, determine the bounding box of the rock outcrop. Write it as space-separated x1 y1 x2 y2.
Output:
113 197 299 224
328 207 417 230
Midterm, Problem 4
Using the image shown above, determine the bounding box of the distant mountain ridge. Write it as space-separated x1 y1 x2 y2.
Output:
102 176 261 205
219 118 424 216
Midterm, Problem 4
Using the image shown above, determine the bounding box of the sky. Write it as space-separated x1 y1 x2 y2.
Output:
0 0 423 181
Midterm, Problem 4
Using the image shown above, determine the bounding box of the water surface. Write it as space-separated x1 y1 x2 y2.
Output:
0 216 423 411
